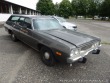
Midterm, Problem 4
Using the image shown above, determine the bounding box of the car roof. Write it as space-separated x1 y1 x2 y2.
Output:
11 14 52 19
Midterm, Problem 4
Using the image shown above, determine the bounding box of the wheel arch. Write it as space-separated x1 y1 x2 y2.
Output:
37 43 56 58
37 43 51 51
8 29 13 34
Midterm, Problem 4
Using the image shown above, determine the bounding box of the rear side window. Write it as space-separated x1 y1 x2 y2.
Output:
17 17 25 26
19 17 25 21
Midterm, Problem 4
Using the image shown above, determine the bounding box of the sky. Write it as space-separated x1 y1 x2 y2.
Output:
6 0 64 10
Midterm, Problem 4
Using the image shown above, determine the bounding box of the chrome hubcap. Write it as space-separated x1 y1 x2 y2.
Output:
44 52 50 60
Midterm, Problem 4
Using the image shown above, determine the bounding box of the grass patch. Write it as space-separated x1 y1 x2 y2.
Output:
101 41 110 45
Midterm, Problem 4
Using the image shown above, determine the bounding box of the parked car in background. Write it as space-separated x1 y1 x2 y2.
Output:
4 15 101 66
52 16 77 31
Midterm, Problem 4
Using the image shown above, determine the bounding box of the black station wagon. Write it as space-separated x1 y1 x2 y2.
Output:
4 15 101 66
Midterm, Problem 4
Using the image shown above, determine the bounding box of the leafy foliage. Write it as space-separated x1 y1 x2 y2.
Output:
71 0 100 19
88 0 100 19
36 0 110 19
99 0 110 18
37 0 55 15
58 0 72 18
54 3 59 16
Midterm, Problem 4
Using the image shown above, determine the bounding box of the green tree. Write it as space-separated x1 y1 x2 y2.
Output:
36 0 55 15
71 0 88 19
71 0 78 18
59 0 72 18
99 0 110 19
54 3 59 16
88 0 100 19
78 0 88 18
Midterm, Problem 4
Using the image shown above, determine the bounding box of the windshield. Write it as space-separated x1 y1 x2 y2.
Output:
56 17 66 23
33 18 63 30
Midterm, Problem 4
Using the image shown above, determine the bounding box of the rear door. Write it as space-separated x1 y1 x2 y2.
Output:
6 16 20 38
6 16 20 29
15 17 25 39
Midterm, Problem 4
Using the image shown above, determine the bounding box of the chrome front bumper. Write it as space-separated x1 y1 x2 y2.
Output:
67 45 101 63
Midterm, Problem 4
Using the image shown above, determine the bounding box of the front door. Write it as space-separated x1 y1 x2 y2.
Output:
19 17 37 48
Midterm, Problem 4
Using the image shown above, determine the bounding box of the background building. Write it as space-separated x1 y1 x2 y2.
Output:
0 0 40 22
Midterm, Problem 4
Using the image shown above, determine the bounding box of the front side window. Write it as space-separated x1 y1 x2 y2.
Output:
33 18 63 30
24 18 32 29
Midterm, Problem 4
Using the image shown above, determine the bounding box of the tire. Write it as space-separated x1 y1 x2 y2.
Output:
92 49 100 54
11 33 18 42
78 57 87 63
40 47 56 66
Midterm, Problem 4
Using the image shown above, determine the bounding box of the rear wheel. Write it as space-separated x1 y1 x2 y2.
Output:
11 33 18 42
40 47 56 66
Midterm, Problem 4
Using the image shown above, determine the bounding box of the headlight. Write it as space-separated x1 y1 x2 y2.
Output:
92 42 100 48
70 48 80 57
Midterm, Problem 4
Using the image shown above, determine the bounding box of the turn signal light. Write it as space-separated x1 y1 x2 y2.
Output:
56 52 62 56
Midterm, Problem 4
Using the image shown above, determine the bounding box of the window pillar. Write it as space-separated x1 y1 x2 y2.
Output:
29 10 31 15
10 5 13 14
25 9 27 14
19 7 22 14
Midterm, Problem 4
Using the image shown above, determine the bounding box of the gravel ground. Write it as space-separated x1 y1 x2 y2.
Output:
0 22 4 28
0 20 110 83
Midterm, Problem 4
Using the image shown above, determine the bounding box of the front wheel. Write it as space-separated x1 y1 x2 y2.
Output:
40 47 56 66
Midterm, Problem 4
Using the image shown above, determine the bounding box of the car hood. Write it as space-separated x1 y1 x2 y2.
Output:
61 22 76 27
42 29 99 47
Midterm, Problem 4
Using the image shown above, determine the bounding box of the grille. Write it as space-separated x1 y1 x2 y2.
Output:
73 26 77 28
79 40 95 51
80 44 92 51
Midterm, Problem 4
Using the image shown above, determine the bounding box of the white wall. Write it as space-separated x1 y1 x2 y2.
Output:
0 14 12 22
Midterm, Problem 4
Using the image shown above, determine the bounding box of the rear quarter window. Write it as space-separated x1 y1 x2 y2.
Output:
8 16 20 22
6 16 20 25
11 17 20 21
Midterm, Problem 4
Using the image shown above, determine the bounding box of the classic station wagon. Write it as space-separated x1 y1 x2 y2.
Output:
4 15 101 66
